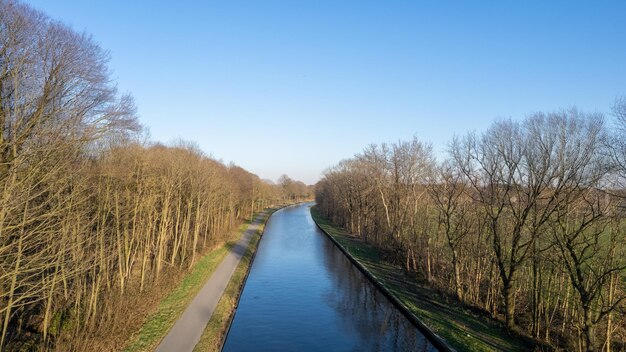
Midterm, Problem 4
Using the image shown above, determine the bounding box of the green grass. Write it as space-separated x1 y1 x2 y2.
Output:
310 207 535 352
123 221 254 352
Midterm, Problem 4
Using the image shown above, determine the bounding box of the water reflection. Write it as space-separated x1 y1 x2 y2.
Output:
320 230 433 352
222 203 436 352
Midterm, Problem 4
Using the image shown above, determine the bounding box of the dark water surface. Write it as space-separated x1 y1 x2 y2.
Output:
222 203 437 352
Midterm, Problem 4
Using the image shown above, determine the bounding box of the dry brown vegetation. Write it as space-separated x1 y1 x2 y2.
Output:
316 108 626 351
0 1 312 350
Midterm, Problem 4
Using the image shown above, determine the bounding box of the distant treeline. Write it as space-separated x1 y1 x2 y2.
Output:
316 105 626 351
0 1 311 350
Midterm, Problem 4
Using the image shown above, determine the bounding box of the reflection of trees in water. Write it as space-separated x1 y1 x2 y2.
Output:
320 237 435 352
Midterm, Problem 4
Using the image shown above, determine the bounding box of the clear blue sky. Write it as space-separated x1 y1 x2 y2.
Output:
26 0 626 184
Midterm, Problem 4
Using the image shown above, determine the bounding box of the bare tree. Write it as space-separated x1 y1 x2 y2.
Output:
316 108 626 350
608 96 626 191
0 2 298 350
429 162 473 302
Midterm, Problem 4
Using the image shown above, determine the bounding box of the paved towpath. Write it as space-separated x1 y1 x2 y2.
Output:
156 211 268 352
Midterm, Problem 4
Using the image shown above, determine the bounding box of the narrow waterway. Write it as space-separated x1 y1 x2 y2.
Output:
222 203 437 352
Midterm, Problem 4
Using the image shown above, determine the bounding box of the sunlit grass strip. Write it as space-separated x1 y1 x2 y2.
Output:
123 221 252 352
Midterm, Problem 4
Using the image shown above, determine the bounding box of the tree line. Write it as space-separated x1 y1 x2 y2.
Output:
0 1 311 350
316 105 626 351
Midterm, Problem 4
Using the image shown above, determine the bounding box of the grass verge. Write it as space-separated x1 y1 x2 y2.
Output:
193 207 280 352
123 216 262 352
310 206 535 352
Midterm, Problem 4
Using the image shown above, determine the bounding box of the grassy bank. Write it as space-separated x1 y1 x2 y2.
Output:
310 206 535 352
122 210 273 352
192 207 278 352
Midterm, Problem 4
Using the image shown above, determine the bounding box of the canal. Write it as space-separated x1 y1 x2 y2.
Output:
222 203 437 352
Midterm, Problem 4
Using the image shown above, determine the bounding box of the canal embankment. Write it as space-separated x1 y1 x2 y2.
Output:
193 204 290 352
310 206 535 352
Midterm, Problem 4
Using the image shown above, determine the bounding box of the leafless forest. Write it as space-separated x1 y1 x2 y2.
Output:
2 0 626 351
0 2 311 350
316 106 626 351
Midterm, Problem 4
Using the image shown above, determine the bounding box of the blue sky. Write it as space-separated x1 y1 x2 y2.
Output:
26 1 626 184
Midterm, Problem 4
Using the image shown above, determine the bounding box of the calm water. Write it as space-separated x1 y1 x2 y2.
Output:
222 203 437 352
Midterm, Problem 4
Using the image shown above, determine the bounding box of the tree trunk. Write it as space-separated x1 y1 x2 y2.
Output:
503 278 516 330
582 304 595 352
451 249 463 302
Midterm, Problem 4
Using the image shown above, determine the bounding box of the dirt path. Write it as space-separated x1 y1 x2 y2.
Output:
155 211 267 352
